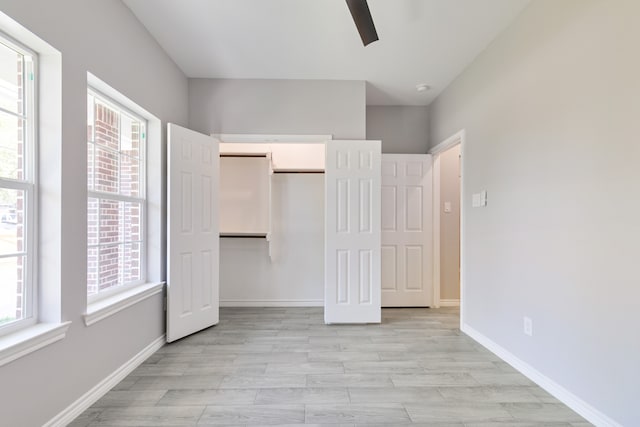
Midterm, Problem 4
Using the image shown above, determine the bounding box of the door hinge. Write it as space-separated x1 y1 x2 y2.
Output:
163 295 167 311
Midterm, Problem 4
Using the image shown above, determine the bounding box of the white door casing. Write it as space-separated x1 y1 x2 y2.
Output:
167 123 219 342
325 140 382 324
381 154 433 307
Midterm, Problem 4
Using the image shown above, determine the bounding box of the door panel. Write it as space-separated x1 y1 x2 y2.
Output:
167 123 219 342
325 140 381 323
381 154 433 307
381 186 397 231
381 246 397 291
406 186 424 231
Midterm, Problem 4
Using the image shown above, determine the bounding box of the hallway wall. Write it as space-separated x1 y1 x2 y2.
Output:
439 145 461 301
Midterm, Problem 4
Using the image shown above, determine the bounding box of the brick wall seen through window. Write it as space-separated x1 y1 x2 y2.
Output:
87 91 146 297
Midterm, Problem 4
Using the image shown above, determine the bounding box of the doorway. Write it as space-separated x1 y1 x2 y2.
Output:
431 130 464 319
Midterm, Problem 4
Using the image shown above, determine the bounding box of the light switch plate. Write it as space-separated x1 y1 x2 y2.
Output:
472 193 481 208
444 202 452 213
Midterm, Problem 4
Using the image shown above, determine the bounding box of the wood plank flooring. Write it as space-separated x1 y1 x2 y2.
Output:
70 307 590 426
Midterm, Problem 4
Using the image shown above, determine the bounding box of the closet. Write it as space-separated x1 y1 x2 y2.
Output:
166 125 382 341
218 138 326 296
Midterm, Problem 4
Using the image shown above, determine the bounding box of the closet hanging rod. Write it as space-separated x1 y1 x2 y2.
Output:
272 170 324 174
220 153 269 158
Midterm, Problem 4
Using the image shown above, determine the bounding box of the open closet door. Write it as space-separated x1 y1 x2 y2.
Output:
325 140 382 324
167 123 219 342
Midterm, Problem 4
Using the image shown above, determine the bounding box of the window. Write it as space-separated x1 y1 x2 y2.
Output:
0 36 36 335
87 90 146 300
0 18 70 364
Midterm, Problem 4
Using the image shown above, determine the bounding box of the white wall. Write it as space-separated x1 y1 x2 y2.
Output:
366 105 430 154
219 156 271 235
439 145 460 301
0 1 188 426
429 1 640 425
189 78 366 139
220 174 324 305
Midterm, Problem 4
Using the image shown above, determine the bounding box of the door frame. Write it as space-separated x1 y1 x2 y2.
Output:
212 133 331 308
430 129 465 326
213 134 332 144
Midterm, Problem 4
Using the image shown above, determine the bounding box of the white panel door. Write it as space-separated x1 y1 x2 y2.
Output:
167 123 219 342
325 140 381 324
381 154 433 307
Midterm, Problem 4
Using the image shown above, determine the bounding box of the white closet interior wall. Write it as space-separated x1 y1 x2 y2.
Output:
218 138 327 306
219 156 271 236
220 174 325 306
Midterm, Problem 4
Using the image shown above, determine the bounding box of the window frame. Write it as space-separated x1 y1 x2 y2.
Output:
86 88 147 304
0 32 38 338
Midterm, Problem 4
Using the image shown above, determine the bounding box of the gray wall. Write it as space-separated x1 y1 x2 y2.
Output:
366 106 429 153
189 78 365 307
439 145 460 301
0 1 188 426
189 78 366 139
429 0 639 425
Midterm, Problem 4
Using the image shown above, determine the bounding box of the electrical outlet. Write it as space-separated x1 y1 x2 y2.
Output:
523 316 533 336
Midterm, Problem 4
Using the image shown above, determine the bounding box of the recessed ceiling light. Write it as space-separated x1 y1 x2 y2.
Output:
416 84 431 92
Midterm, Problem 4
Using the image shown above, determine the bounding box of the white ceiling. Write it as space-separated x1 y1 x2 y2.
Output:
123 0 530 106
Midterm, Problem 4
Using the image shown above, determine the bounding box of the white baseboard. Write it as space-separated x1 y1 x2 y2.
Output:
220 299 323 307
439 299 460 307
461 323 622 427
44 335 165 427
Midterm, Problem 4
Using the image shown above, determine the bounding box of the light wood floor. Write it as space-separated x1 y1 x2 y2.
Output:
71 307 590 426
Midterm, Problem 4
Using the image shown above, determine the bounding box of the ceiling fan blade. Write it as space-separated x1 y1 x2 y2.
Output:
345 0 379 46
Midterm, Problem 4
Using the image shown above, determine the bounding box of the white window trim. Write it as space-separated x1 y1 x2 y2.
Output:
0 321 71 367
84 72 164 326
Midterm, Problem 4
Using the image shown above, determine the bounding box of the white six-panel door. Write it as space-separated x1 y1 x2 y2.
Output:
325 140 382 324
381 154 433 307
167 123 219 342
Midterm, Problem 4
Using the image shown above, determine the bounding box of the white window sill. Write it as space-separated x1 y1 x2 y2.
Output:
0 321 72 367
84 282 165 326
